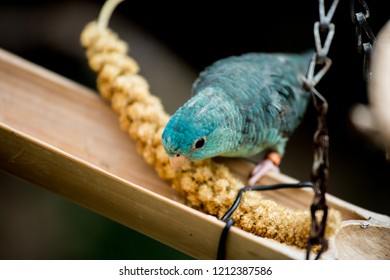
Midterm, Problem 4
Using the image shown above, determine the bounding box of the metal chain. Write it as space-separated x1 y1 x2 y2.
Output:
302 0 339 260
350 0 376 82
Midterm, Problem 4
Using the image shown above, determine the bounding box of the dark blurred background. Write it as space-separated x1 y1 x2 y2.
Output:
0 0 389 259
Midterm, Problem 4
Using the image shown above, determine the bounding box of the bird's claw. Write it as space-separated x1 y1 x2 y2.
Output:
248 159 280 186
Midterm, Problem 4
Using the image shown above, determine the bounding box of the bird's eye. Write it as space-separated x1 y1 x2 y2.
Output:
194 137 206 150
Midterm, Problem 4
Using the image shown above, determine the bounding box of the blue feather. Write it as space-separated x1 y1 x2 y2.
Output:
162 51 313 162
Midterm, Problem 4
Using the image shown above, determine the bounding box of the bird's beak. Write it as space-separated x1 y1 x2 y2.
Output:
169 154 189 169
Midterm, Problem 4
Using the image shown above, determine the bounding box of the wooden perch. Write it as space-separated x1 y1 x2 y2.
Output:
0 48 389 259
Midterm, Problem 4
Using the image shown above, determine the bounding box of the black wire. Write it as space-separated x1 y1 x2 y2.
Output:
221 182 314 222
218 181 314 259
217 217 234 260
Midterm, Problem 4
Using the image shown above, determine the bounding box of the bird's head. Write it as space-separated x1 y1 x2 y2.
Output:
162 89 232 169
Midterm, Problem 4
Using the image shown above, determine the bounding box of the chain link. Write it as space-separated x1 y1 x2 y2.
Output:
302 0 338 260
350 0 376 82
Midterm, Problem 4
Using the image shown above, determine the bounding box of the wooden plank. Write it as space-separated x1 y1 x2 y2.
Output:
0 48 302 259
0 48 389 259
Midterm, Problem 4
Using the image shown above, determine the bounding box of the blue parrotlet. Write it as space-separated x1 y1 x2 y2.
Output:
162 51 313 185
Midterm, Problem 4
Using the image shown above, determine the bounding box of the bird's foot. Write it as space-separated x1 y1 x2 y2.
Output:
248 152 281 186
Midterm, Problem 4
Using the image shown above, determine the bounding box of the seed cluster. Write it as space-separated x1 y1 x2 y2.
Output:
80 20 341 250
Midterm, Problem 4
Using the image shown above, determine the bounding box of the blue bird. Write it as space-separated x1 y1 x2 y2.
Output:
162 51 312 185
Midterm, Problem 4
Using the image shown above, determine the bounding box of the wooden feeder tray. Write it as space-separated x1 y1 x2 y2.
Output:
0 48 389 259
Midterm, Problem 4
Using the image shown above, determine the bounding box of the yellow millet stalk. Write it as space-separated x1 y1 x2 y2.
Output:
80 0 341 250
